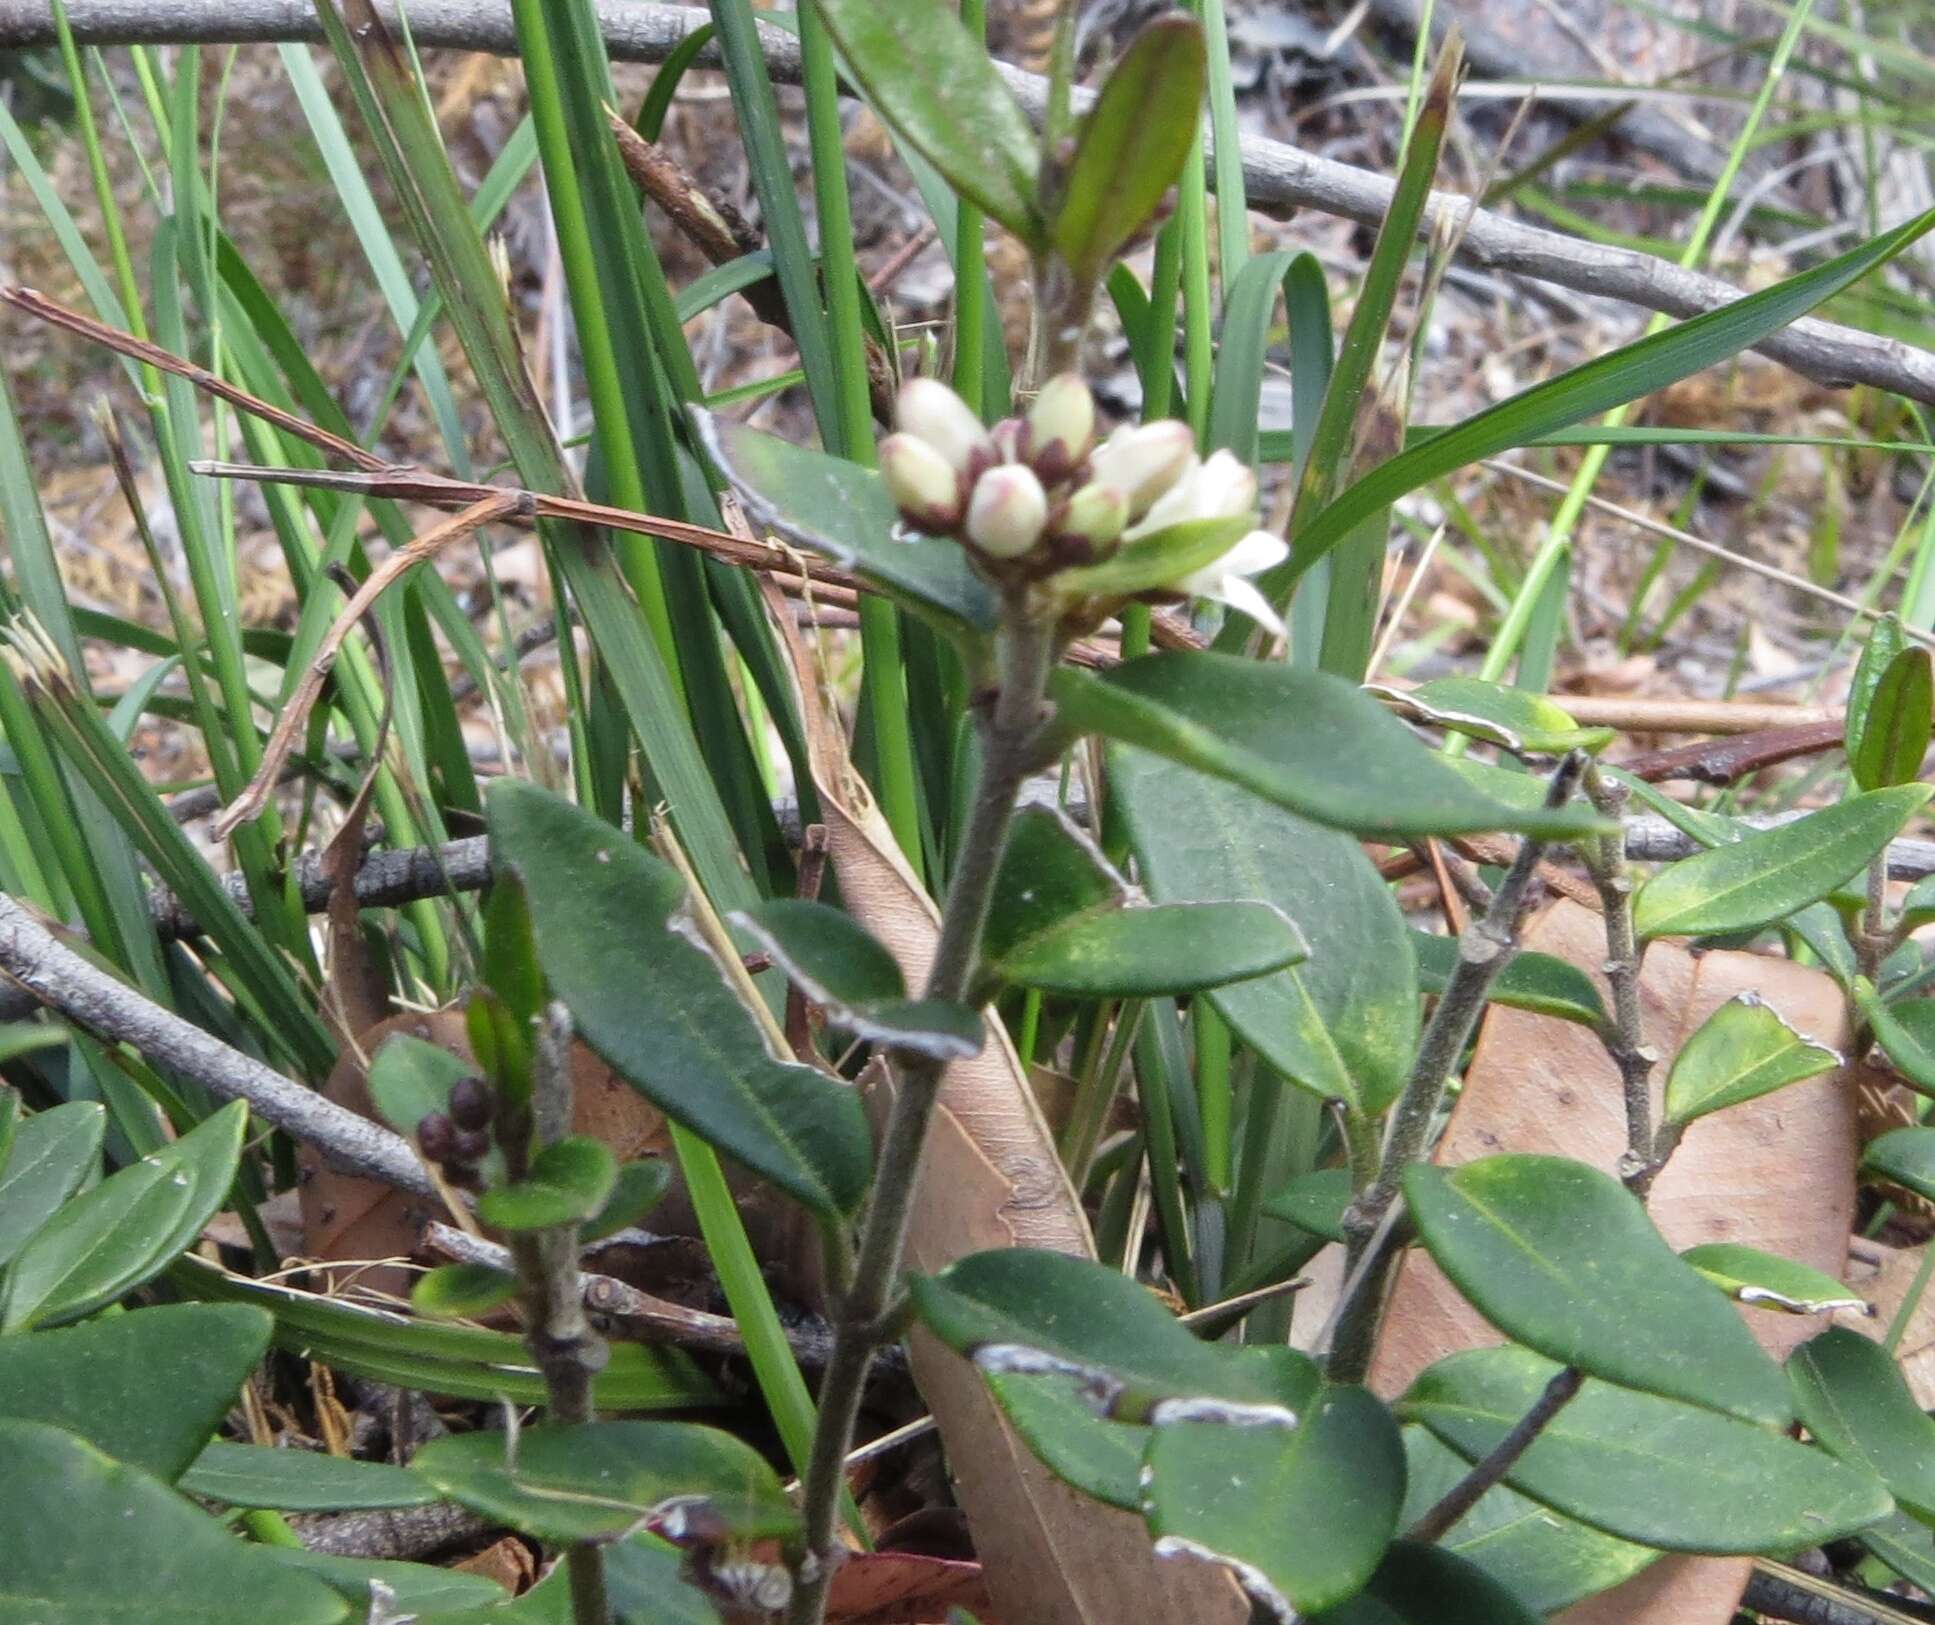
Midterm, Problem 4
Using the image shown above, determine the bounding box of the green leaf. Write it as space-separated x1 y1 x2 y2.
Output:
0 1304 271 1481
3 1163 181 1332
1852 647 1934 790
366 1033 474 1142
1632 785 1932 940
1864 1127 1935 1204
482 874 545 1032
0 1420 347 1624
1279 207 1935 588
488 780 872 1218
1114 747 1418 1110
1858 985 1935 1093
138 1100 252 1275
181 1441 437 1512
1680 1243 1869 1317
1405 1155 1790 1424
1397 1427 1656 1614
0 1021 66 1065
1371 679 1613 757
982 804 1307 998
477 1136 617 1232
1142 1385 1405 1616
911 1247 1318 1422
1050 16 1205 284
1847 615 1910 782
1662 994 1843 1126
411 1422 796 1545
983 1371 1147 1510
1402 1346 1891 1552
1262 1167 1354 1242
429 1537 721 1625
1861 1510 1935 1598
730 899 982 1059
1053 517 1253 603
1054 655 1605 840
693 411 996 638
1411 931 1607 1028
1789 1327 1935 1524
411 1263 520 1320
1308 1542 1546 1625
257 1549 506 1617
582 1157 675 1244
814 0 1042 241
0 1100 103 1267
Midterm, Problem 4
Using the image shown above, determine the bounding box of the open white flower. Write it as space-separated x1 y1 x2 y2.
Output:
1171 529 1289 639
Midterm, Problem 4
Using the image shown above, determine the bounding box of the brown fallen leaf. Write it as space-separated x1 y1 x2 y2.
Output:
762 579 1246 1625
453 1534 535 1595
1370 898 1856 1625
825 1550 994 1624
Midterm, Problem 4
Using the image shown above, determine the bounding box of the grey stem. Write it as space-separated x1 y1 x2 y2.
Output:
1405 1365 1583 1544
1581 768 1661 1197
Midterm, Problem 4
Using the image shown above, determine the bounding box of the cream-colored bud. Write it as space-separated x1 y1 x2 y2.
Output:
1087 420 1196 518
1025 373 1096 480
965 464 1049 559
1130 447 1259 538
896 377 993 473
879 433 965 531
1052 480 1129 553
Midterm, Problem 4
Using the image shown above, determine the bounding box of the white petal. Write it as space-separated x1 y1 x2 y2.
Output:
1194 450 1258 519
1204 571 1286 640
1221 528 1289 575
1123 455 1206 539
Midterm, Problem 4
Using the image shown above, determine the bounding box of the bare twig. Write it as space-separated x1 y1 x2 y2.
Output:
290 1501 494 1560
10 3 1935 403
0 891 430 1194
1404 1364 1583 1543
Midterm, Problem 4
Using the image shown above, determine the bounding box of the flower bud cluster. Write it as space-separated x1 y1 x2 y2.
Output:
416 1075 498 1190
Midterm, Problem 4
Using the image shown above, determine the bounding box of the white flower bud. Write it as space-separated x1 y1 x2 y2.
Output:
896 377 993 474
1130 446 1259 538
879 433 965 531
1025 373 1096 481
1086 420 1196 519
1051 480 1128 556
965 464 1049 559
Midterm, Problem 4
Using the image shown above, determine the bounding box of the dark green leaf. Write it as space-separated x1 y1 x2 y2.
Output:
1308 1542 1545 1625
983 804 1307 998
731 899 982 1059
488 780 872 1217
1852 648 1933 790
3 1161 187 1332
0 1420 347 1624
1054 655 1605 840
0 1100 103 1267
1632 785 1932 940
139 1100 251 1277
1405 1155 1790 1423
411 1263 519 1320
1142 1385 1405 1616
1397 1427 1656 1614
1681 1243 1868 1317
815 0 1043 241
366 1034 475 1142
1402 1346 1891 1552
1847 616 1910 782
483 874 545 1030
257 1549 505 1617
0 1022 66 1065
1858 986 1935 1092
1114 747 1418 1109
911 1247 1317 1422
1861 1511 1935 1597
1279 208 1935 588
0 1304 271 1481
582 1158 675 1244
182 1441 437 1512
1371 679 1613 757
1050 16 1205 284
693 412 996 637
411 1422 796 1545
477 1135 617 1232
1262 1167 1354 1242
1411 930 1606 1028
985 1371 1146 1510
1863 1127 1935 1204
1662 994 1842 1126
1789 1327 1935 1523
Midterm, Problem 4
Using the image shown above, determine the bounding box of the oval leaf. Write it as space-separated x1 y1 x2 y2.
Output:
367 1033 475 1142
994 900 1307 998
1401 1346 1891 1553
1847 615 1911 781
1 1159 187 1331
1143 1385 1406 1617
1856 987 1935 1092
1050 16 1206 284
1632 785 1932 941
985 1370 1147 1510
1680 1242 1869 1317
0 1100 104 1268
1404 1155 1790 1424
1262 1167 1353 1243
582 1157 675 1244
258 1549 505 1617
1308 1542 1546 1625
411 1421 796 1545
1862 1126 1935 1204
181 1441 437 1512
1053 654 1606 840
477 1135 617 1232
487 780 872 1218
411 1262 520 1320
1852 647 1933 790
1789 1326 1935 1523
1662 993 1842 1126
1411 930 1606 1028
1373 679 1612 757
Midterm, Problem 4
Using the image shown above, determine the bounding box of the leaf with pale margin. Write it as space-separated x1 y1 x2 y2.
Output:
1405 1155 1790 1424
1369 679 1612 757
1401 1346 1891 1552
731 899 981 1059
1662 993 1842 1126
1632 784 1932 940
488 781 872 1217
1681 1243 1869 1318
1056 654 1605 840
